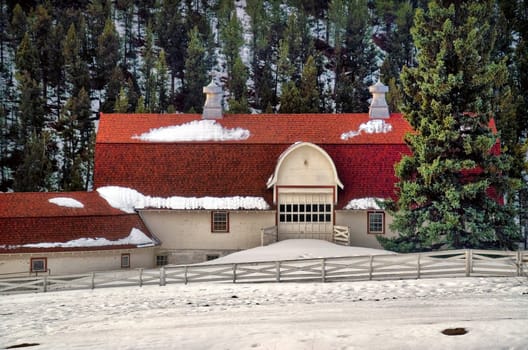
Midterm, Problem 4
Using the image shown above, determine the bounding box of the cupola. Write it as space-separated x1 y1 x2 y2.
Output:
368 80 390 119
202 80 223 119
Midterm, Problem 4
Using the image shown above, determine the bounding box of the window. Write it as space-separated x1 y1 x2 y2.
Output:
156 255 168 266
212 211 229 232
368 212 385 234
206 254 219 261
279 203 332 223
121 253 130 268
30 257 47 273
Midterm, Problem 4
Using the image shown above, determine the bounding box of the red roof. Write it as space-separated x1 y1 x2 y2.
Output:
95 113 414 208
97 113 412 144
0 191 155 253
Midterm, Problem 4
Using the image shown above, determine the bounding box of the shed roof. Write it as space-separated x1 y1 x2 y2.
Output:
0 191 155 253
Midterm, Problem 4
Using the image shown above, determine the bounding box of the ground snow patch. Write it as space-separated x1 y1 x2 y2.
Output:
97 186 270 212
200 239 394 265
48 197 84 208
344 197 384 210
132 119 250 142
21 227 154 248
341 119 392 140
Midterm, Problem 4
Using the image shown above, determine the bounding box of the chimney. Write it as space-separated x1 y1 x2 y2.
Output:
368 80 390 119
202 80 223 119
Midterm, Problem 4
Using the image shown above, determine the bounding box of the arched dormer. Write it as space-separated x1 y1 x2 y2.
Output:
267 142 343 205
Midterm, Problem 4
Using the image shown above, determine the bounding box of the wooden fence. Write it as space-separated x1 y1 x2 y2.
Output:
0 249 526 295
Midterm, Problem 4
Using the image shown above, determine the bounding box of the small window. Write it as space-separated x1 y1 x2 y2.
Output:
212 211 229 232
368 212 385 234
30 257 47 273
156 255 168 266
206 254 219 261
121 253 130 268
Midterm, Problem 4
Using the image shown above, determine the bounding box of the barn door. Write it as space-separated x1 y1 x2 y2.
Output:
278 191 333 239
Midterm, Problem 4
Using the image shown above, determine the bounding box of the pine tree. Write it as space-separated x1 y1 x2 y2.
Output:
63 24 90 97
330 0 377 113
279 81 303 113
300 55 320 113
95 18 120 91
141 27 156 111
183 26 208 113
379 1 521 252
156 49 169 112
15 32 40 81
13 130 53 192
156 0 187 96
9 4 27 51
114 87 129 112
59 87 92 190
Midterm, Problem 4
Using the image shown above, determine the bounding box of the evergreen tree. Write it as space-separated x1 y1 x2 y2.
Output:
17 72 45 138
156 49 169 112
15 32 40 81
101 66 124 113
9 4 27 51
13 130 53 192
141 26 156 111
300 55 320 113
30 5 54 101
156 0 187 96
95 18 120 91
279 81 303 113
114 87 129 112
183 26 208 113
379 1 521 252
330 0 376 113
63 23 90 97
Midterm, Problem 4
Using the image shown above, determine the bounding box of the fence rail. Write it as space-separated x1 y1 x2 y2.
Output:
1 249 526 295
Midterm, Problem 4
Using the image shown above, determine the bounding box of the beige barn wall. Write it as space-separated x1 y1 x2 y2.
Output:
0 248 155 277
140 210 275 264
335 210 397 249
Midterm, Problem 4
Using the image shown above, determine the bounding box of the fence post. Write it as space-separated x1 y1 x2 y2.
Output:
139 268 143 287
275 261 281 282
369 255 374 280
321 258 326 283
233 264 237 283
417 254 421 279
160 267 166 286
184 266 188 285
43 276 47 292
517 250 522 277
465 250 472 277
91 272 95 289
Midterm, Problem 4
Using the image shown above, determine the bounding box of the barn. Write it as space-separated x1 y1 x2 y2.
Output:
0 81 415 274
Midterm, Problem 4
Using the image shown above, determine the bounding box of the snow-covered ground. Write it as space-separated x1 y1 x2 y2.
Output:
200 239 394 265
1 240 527 349
0 277 527 349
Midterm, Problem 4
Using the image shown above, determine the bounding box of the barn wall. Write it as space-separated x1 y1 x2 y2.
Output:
335 210 397 249
0 248 156 277
140 210 275 264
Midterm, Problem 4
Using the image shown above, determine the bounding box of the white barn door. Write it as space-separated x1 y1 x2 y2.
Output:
278 190 333 240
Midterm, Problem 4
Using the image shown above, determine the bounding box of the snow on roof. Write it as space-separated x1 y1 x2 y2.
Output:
9 228 154 249
343 197 384 210
340 119 392 140
132 119 250 142
48 197 85 208
97 186 270 213
198 239 394 265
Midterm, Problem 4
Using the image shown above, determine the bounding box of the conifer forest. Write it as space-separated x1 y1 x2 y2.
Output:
0 0 526 213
